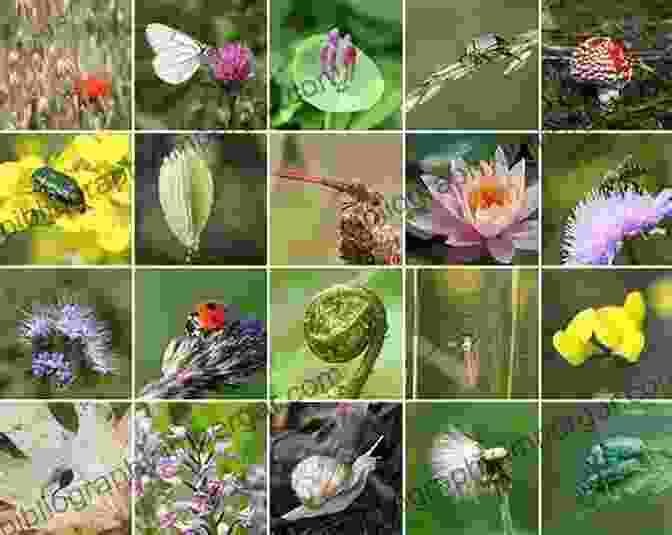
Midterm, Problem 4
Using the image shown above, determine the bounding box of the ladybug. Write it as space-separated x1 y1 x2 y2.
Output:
185 302 240 338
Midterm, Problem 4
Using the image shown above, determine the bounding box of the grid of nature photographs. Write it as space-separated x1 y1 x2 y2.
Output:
2 2 672 535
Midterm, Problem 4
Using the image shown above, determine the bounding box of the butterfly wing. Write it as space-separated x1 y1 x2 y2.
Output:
430 425 484 498
145 23 208 84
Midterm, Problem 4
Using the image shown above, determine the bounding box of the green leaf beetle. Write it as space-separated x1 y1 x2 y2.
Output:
31 167 88 213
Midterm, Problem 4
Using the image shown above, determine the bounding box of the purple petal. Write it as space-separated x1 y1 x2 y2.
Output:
486 236 515 264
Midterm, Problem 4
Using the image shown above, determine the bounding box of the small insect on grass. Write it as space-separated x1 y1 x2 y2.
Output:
31 166 89 214
459 33 522 67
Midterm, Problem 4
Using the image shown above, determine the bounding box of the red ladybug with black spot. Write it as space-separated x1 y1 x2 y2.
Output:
185 302 241 338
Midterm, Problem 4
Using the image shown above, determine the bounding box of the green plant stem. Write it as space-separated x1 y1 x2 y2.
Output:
623 239 640 265
499 492 515 535
324 111 333 129
229 94 238 129
507 269 520 399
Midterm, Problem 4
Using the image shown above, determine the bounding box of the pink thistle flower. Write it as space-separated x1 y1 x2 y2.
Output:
190 493 210 514
159 511 178 529
206 43 255 92
417 146 538 264
130 478 144 497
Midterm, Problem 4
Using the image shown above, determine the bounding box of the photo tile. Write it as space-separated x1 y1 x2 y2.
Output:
135 269 267 400
408 268 539 400
270 0 402 130
542 3 672 130
543 268 672 399
0 133 131 266
133 402 267 535
0 402 130 532
405 401 538 535
0 269 131 399
542 401 672 533
406 0 539 129
270 133 402 266
406 133 539 266
0 0 131 130
271 402 401 534
542 133 672 266
136 0 267 130
270 268 403 401
134 133 267 266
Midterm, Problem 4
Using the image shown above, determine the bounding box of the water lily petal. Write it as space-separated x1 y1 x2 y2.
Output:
510 220 539 251
553 330 595 366
521 181 539 219
624 291 646 328
421 174 464 218
508 155 525 181
494 146 509 177
431 198 482 244
613 328 644 363
486 235 515 264
450 158 468 181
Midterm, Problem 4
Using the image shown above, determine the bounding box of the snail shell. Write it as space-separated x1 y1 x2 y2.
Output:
291 455 351 508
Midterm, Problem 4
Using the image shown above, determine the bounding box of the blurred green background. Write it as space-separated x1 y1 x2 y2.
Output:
543 403 672 534
135 0 266 129
0 134 131 266
0 270 131 399
270 133 402 265
406 402 538 535
271 0 402 129
542 134 672 265
406 0 538 129
0 0 131 129
412 269 539 399
135 134 267 266
543 269 672 398
135 269 267 398
270 269 403 399
406 133 539 265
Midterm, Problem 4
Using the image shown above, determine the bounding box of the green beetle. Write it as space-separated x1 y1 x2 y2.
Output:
32 167 87 213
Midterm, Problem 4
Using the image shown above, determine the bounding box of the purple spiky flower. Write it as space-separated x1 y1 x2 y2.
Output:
31 351 75 387
320 28 357 89
562 186 672 264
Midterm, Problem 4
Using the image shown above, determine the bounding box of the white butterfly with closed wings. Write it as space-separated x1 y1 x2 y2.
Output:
145 23 213 85
0 403 122 513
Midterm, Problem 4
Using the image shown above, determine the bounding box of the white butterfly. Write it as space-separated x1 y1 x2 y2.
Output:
146 23 212 85
0 403 123 513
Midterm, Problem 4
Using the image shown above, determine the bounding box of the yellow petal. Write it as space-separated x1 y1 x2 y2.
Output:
96 225 130 254
613 328 645 363
565 308 597 343
553 330 594 366
0 162 30 198
593 306 628 349
96 134 130 164
624 291 646 328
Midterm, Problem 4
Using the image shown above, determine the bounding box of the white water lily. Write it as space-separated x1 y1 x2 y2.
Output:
159 142 215 263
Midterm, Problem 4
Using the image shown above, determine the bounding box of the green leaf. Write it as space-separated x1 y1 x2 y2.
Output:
349 87 401 129
47 403 78 434
192 413 209 434
291 34 384 113
345 0 402 23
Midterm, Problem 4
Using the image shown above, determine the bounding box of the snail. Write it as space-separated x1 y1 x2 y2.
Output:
303 284 388 399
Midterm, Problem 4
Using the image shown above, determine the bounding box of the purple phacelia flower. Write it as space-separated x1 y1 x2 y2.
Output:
56 303 99 339
320 28 357 89
205 43 255 94
562 186 672 265
31 352 75 387
18 303 56 340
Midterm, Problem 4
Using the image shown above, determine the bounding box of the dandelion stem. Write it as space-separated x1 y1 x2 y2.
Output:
324 111 333 130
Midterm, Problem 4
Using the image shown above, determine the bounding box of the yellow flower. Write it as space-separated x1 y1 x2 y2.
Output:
624 291 646 328
553 329 599 366
71 134 129 167
31 228 106 265
554 292 647 366
648 278 672 319
0 162 30 198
